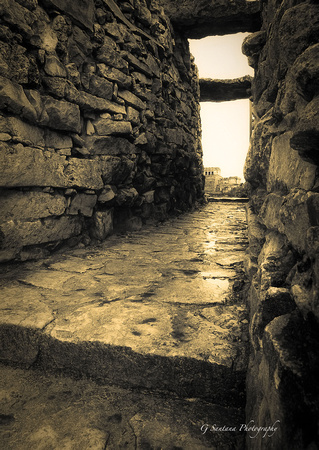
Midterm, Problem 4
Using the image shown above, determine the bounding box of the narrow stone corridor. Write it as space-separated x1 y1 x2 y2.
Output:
0 202 249 449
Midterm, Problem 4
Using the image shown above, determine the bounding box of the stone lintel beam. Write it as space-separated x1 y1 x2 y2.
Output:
159 0 261 39
199 76 252 102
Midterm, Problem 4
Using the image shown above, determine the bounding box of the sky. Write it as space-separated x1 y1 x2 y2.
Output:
189 34 254 180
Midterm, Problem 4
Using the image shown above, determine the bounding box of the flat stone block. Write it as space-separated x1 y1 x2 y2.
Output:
0 144 66 187
44 129 73 149
18 270 78 291
41 96 81 134
97 64 132 88
94 118 132 136
0 191 67 223
66 84 126 114
0 75 37 122
63 158 104 190
91 210 114 240
118 89 146 110
89 74 113 100
0 116 45 147
0 285 54 328
153 274 231 305
68 193 97 217
268 132 317 192
87 136 135 155
0 216 82 249
0 144 103 189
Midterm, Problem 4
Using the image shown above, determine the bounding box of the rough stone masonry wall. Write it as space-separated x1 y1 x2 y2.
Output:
243 0 319 447
0 0 204 262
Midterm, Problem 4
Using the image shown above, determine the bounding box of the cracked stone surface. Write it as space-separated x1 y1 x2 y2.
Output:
0 202 249 446
0 364 245 449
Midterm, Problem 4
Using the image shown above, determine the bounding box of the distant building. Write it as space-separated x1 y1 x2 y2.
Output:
204 167 223 193
218 176 242 194
204 168 242 196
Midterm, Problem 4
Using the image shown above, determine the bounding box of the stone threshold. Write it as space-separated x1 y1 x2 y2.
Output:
0 203 249 409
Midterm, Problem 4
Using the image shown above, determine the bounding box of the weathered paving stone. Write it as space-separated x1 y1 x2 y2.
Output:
0 365 245 449
0 203 249 445
0 203 248 403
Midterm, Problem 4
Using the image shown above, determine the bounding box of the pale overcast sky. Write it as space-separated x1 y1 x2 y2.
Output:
189 33 253 180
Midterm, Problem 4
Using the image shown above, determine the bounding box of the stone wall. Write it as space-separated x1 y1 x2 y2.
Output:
243 0 319 447
0 0 204 262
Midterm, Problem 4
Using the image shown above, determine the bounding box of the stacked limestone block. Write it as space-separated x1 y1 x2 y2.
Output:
0 0 204 262
243 0 319 447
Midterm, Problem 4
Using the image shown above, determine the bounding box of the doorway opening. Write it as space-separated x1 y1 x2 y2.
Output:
189 34 253 197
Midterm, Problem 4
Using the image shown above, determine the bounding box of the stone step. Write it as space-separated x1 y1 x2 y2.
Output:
0 203 249 407
0 364 246 449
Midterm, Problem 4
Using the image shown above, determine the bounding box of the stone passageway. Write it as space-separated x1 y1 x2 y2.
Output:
0 202 249 449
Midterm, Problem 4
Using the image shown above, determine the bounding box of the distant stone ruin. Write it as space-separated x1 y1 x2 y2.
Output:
204 167 223 193
204 167 245 196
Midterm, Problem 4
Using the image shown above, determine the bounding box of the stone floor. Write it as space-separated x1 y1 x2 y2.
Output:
0 202 249 449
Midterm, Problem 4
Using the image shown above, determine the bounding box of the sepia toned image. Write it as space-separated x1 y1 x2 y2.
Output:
0 0 318 448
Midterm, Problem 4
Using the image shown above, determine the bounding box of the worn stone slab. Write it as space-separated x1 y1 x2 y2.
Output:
0 191 67 223
0 216 82 249
97 63 132 88
94 118 133 136
41 96 81 133
268 132 317 192
0 286 53 328
118 89 146 110
0 365 245 449
0 75 37 121
150 275 231 304
44 129 73 149
68 193 97 217
66 83 126 114
159 0 261 38
0 143 103 189
0 116 45 147
87 136 135 155
200 76 252 102
0 203 249 405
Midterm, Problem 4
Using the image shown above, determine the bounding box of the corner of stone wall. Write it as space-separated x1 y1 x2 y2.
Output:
243 0 319 446
0 0 204 263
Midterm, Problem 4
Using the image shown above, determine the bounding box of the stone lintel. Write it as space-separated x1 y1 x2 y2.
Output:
199 76 252 102
159 0 261 39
